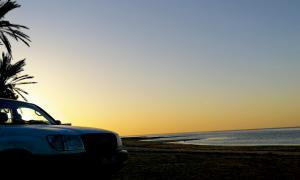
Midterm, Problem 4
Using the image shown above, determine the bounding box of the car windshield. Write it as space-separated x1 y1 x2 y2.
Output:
0 99 55 125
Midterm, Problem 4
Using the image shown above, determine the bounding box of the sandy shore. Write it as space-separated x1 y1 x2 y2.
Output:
112 137 300 180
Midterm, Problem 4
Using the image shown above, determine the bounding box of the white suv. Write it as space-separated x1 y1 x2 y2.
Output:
0 98 127 176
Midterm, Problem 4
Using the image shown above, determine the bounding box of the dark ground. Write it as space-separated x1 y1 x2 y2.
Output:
112 137 300 180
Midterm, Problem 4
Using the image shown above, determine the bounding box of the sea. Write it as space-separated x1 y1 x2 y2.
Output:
128 127 300 146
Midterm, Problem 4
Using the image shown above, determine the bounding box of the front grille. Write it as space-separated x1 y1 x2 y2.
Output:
80 133 117 153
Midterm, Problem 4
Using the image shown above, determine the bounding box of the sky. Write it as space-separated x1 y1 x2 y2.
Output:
4 0 300 136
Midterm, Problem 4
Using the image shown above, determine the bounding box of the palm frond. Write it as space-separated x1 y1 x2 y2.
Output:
14 89 27 102
0 32 12 55
0 0 20 19
4 84 16 90
0 53 36 101
11 75 34 83
0 1 30 55
9 74 29 82
15 82 37 85
4 59 25 80
0 21 29 30
14 87 28 95
0 52 12 81
3 26 30 46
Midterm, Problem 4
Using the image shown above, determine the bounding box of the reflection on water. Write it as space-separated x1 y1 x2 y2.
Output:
140 127 300 146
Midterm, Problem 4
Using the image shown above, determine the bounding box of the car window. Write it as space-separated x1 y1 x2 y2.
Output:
17 107 48 121
0 100 55 125
0 108 12 123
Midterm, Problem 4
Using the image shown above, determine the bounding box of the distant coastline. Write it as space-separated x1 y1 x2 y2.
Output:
122 126 300 146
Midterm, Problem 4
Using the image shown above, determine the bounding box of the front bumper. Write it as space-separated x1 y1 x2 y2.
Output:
34 150 128 173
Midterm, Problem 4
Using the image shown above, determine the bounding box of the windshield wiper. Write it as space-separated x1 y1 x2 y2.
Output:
25 120 50 125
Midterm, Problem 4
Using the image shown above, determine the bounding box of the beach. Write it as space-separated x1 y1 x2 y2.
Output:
112 137 300 180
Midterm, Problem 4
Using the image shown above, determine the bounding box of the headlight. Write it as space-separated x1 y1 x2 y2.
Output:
47 135 84 151
47 135 64 151
61 135 84 151
115 134 123 150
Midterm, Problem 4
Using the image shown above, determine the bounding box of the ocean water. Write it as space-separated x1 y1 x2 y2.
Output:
137 127 300 146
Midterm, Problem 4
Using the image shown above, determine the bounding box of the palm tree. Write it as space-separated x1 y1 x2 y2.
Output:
0 0 30 56
0 52 36 101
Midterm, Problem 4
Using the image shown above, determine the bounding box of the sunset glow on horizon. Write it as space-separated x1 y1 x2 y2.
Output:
6 0 300 136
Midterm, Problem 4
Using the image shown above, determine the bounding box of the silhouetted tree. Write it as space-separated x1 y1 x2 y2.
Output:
0 52 36 101
0 0 30 56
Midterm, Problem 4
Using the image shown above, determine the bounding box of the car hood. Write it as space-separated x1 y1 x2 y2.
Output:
21 125 116 135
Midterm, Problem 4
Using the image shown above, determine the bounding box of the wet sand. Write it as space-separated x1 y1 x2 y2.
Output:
112 137 300 180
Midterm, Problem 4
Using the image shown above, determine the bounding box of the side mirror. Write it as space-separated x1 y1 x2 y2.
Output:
54 120 61 125
62 123 72 126
54 120 71 126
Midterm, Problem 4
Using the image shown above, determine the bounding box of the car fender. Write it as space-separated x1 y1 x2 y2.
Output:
0 135 56 155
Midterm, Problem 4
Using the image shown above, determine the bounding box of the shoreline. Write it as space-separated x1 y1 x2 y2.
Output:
121 137 300 155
